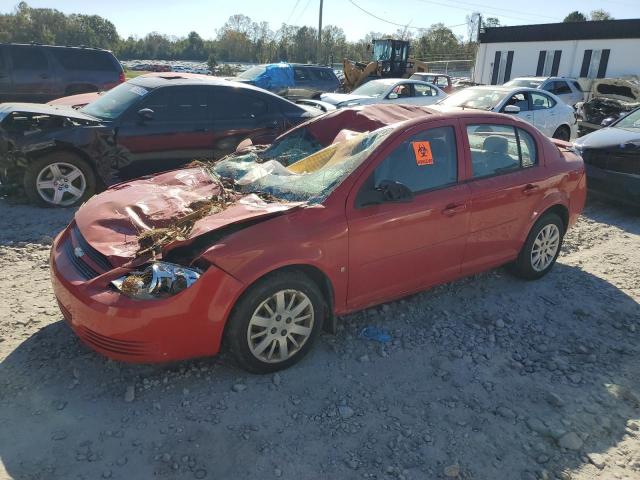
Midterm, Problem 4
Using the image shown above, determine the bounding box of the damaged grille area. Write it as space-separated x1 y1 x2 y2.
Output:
71 225 112 271
62 224 113 280
63 235 99 280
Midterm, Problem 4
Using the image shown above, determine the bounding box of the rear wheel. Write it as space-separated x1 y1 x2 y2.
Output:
23 152 96 207
510 213 564 280
226 271 325 373
552 125 570 141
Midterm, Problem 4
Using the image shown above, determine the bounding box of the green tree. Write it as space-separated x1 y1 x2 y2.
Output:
564 11 587 22
590 9 613 21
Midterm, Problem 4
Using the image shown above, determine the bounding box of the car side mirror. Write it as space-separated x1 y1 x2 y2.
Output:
375 180 413 203
503 105 520 114
137 108 154 121
601 116 616 127
387 92 399 100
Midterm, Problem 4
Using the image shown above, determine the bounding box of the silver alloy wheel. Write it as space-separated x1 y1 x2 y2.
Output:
531 224 560 272
247 289 314 363
36 162 86 206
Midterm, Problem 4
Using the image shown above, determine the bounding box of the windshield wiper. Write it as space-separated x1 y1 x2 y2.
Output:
458 103 491 111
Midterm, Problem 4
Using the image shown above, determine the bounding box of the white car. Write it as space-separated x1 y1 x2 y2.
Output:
432 86 577 140
504 77 585 106
321 78 447 108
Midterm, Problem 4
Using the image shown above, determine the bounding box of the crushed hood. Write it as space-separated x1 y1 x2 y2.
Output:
590 77 640 103
575 126 640 149
0 103 102 123
320 92 372 105
74 167 302 266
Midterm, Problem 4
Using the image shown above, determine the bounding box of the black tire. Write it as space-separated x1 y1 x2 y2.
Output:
23 151 96 207
510 213 564 280
552 125 570 141
225 271 325 374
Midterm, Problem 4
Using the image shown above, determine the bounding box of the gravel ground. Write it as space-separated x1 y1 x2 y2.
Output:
0 196 639 480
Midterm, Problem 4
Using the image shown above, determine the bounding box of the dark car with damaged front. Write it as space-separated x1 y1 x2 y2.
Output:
0 73 321 207
574 106 640 207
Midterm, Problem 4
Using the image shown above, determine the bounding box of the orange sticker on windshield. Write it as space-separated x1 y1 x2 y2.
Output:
412 141 433 165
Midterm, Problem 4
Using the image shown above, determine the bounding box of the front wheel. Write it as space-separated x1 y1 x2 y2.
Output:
510 213 564 280
552 125 571 141
225 271 325 373
23 152 96 207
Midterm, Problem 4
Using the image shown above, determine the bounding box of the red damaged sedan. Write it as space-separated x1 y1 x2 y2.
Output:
50 108 586 373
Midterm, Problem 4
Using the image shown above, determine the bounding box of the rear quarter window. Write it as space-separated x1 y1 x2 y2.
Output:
51 49 118 72
466 124 538 178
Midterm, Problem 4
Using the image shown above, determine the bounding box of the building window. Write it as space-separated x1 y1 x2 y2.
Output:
536 50 562 77
491 50 514 85
580 49 610 79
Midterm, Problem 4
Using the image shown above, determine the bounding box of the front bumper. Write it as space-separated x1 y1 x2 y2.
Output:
50 224 245 363
585 164 640 207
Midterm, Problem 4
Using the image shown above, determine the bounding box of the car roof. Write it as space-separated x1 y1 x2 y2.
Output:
465 85 543 94
396 108 538 133
129 72 301 104
1 42 112 53
509 76 576 82
412 72 450 77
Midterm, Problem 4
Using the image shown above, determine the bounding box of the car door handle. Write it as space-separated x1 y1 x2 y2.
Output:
523 184 540 196
39 73 49 79
442 203 467 216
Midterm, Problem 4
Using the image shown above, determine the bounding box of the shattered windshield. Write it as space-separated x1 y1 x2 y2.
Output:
212 127 393 203
80 81 149 120
438 87 505 110
504 79 542 89
352 80 394 97
238 65 266 80
615 108 640 129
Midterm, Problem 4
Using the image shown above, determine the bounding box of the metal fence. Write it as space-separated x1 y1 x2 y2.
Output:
415 60 475 79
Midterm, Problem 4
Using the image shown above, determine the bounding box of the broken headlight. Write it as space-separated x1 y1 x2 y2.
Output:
111 262 201 299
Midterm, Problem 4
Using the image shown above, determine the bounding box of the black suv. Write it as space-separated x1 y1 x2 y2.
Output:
235 63 340 100
0 43 124 103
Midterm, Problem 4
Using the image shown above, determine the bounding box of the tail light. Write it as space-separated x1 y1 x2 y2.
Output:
118 71 125 84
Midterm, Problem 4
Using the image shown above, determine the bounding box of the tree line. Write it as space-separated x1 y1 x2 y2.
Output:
0 2 613 66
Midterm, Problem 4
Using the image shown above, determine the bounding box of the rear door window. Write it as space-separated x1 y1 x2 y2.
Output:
545 81 571 95
293 67 310 83
530 92 555 110
10 46 48 70
214 89 268 119
171 87 211 122
466 124 538 178
51 49 116 71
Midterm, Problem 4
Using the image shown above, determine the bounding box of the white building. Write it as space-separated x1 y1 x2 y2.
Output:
473 19 640 85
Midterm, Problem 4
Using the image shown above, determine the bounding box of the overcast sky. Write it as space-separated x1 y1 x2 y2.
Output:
4 0 640 41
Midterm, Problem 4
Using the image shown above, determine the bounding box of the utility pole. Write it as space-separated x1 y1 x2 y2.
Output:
317 0 323 64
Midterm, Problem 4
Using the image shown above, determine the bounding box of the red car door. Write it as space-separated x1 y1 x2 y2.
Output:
460 121 546 273
345 120 471 310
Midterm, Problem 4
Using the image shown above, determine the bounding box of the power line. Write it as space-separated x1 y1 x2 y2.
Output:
293 0 313 24
430 0 560 21
415 0 563 23
285 0 302 24
348 0 468 30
